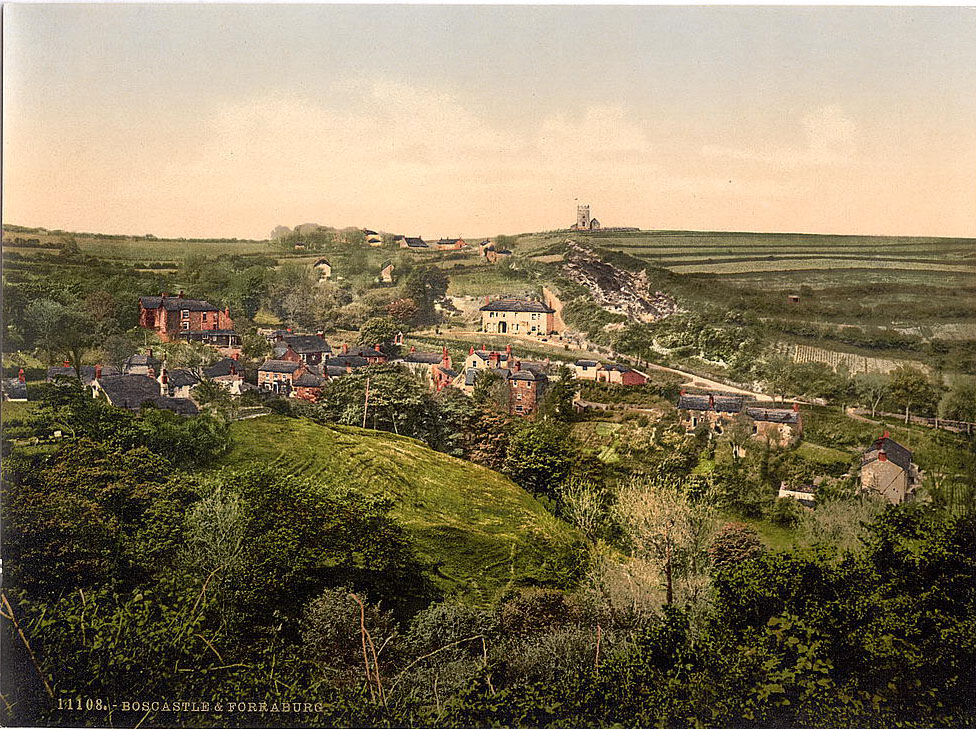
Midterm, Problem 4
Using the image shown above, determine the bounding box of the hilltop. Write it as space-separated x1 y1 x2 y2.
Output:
217 415 587 603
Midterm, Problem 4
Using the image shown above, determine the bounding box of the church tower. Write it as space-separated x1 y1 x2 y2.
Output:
576 204 590 230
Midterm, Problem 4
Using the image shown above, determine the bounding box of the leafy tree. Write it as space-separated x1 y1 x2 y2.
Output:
854 372 888 417
887 364 938 423
538 365 577 421
938 378 976 422
102 333 138 374
463 404 511 470
404 266 448 323
504 420 574 499
357 316 401 357
387 298 419 325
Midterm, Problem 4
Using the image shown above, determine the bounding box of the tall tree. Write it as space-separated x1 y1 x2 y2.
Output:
887 365 937 423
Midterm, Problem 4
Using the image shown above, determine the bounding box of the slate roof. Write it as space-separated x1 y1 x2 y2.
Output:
863 436 913 472
436 367 458 379
166 369 199 388
326 366 351 377
325 355 369 369
96 375 161 409
575 359 599 367
259 359 304 374
745 407 800 425
404 237 428 248
140 295 219 312
286 334 331 354
363 229 378 236
602 363 634 373
2 379 28 401
47 365 122 383
343 346 383 358
480 299 554 314
152 396 199 416
677 393 744 413
125 353 163 370
293 373 326 388
203 357 241 379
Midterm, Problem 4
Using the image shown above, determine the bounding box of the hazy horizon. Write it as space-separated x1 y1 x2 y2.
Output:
4 5 976 241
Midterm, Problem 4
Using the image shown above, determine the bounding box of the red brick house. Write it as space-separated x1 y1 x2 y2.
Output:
139 292 234 342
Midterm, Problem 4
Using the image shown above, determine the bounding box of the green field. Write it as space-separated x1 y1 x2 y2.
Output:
219 415 585 603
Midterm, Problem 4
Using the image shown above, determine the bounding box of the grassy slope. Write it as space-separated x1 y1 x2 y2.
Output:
219 415 584 604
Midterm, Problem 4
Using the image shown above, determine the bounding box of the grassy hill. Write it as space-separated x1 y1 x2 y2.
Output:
218 415 586 604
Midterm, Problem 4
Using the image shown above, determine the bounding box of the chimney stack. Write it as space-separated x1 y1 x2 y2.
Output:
878 449 888 462
882 430 890 439
792 402 799 412
147 348 153 359
342 343 348 354
468 345 475 355
410 345 416 353
63 360 70 368
232 351 240 361
94 365 102 380
178 290 184 298
708 393 715 410
18 368 25 383
514 360 521 372
316 331 325 340
505 343 512 354
374 343 381 352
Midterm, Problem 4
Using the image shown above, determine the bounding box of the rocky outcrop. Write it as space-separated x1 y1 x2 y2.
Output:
561 242 679 323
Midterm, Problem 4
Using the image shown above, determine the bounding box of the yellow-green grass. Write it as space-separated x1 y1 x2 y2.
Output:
795 442 854 467
1 400 35 424
447 268 537 297
4 234 271 261
219 416 586 604
665 259 975 275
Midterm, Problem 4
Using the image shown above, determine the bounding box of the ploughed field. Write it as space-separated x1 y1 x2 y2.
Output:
219 415 585 604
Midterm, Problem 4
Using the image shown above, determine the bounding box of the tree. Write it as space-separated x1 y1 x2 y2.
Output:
404 266 448 324
102 333 138 374
386 298 419 325
538 365 577 421
708 522 765 570
504 420 574 499
938 378 976 423
614 478 712 605
854 372 889 417
357 317 401 357
761 355 794 402
887 365 937 423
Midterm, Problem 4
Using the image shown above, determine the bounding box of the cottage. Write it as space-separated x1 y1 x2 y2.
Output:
573 360 601 380
257 360 306 395
399 236 429 250
744 405 803 446
591 362 649 386
480 299 556 336
124 350 163 376
379 261 395 284
273 333 332 366
481 241 513 264
677 392 745 433
464 344 513 371
313 258 332 280
364 229 383 246
456 358 548 416
860 431 921 504
158 367 198 399
138 292 234 342
435 237 467 251
292 372 327 402
397 346 456 391
336 343 387 365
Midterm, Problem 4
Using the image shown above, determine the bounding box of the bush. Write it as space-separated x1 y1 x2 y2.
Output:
708 522 765 570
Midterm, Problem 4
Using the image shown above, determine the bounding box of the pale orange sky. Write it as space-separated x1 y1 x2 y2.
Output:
4 5 976 240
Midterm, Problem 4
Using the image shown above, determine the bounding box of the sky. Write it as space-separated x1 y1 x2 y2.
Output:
3 5 976 240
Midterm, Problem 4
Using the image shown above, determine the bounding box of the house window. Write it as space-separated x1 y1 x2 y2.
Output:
517 394 523 401
181 309 190 319
692 417 698 427
752 425 758 434
202 312 208 322
181 321 190 330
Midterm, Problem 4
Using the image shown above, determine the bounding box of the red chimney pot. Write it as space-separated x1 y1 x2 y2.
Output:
18 368 25 383
94 365 102 380
792 402 799 412
878 450 888 462
882 430 890 439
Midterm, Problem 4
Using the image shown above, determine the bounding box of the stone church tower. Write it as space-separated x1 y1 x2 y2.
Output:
576 205 591 230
